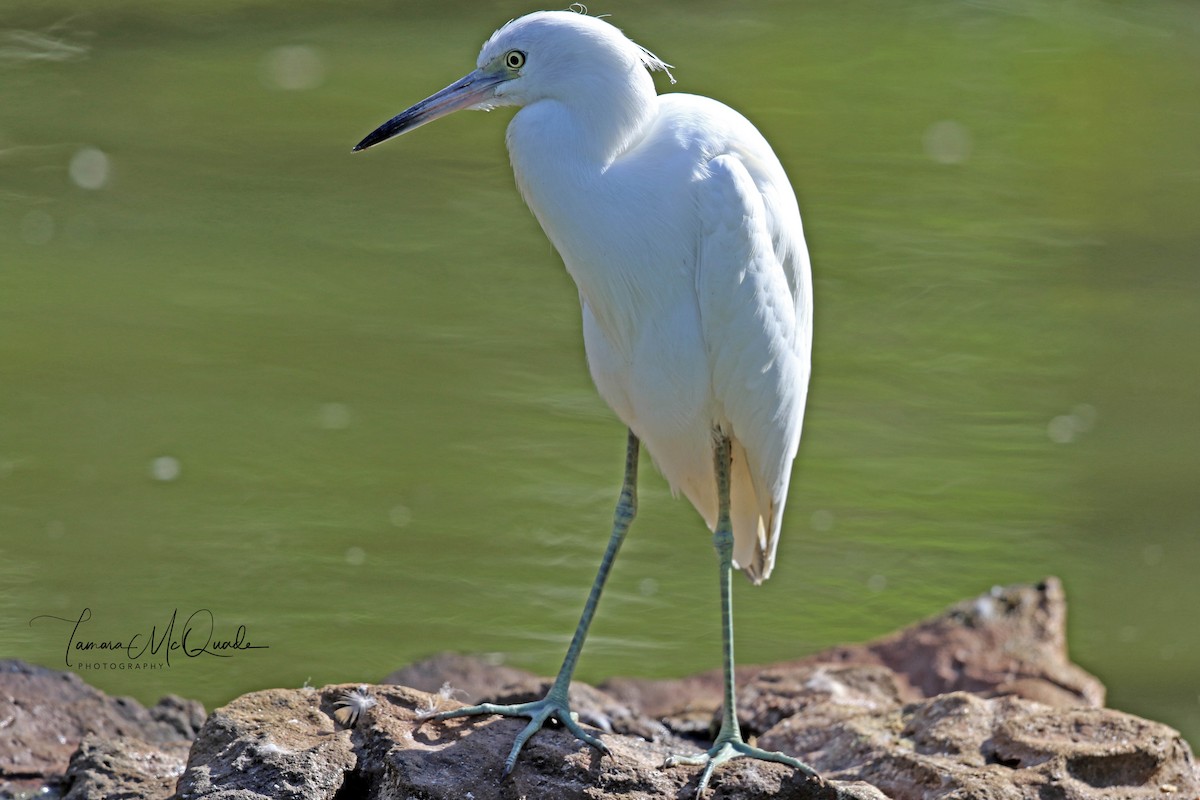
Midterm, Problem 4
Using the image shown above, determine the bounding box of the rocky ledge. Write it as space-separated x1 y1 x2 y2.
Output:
2 578 1196 799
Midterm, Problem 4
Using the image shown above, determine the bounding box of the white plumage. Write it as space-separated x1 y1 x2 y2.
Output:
491 13 812 583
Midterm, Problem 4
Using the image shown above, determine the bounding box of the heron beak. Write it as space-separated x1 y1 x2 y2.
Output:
353 68 508 152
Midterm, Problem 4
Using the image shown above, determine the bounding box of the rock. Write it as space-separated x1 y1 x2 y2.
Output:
760 692 1197 800
810 577 1105 708
383 651 535 702
735 663 907 738
174 688 356 800
171 578 1195 799
385 650 671 742
9 579 1198 799
598 577 1104 736
61 736 191 800
0 659 204 799
179 682 882 800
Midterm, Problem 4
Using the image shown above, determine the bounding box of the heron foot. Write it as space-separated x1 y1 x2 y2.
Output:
428 694 608 777
665 736 818 797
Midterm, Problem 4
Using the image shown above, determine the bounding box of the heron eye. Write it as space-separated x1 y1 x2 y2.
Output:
505 50 526 70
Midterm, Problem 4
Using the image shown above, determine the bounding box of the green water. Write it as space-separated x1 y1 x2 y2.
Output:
2 0 1197 747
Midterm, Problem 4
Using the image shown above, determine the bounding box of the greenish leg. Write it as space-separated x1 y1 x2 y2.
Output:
664 434 819 797
429 429 640 776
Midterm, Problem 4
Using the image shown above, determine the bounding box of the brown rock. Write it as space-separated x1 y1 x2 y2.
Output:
736 664 907 737
386 650 671 742
383 651 536 702
816 577 1106 708
10 580 1197 800
760 691 1198 800
174 687 356 800
599 577 1104 734
0 660 204 798
61 735 191 800
180 682 880 800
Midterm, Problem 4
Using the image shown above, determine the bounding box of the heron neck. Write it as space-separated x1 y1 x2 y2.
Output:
507 75 658 169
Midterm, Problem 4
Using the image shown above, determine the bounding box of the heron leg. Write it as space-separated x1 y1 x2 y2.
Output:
426 428 640 777
664 434 819 797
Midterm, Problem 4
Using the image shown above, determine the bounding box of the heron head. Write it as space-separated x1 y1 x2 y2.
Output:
352 11 672 152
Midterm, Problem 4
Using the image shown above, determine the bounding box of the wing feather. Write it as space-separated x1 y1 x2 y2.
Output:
694 153 811 583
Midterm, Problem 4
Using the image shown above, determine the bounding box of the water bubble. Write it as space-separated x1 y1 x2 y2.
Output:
1048 404 1098 444
319 402 351 430
261 45 326 91
638 577 659 597
20 210 54 245
345 546 366 566
150 456 181 482
69 147 110 190
388 504 412 528
810 509 834 532
1047 415 1077 444
866 573 887 593
923 120 971 165
46 520 66 539
1141 544 1163 566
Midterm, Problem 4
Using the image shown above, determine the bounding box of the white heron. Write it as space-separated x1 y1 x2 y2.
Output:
354 10 816 795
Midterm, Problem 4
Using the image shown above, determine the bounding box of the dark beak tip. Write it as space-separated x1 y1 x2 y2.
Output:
353 129 392 152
